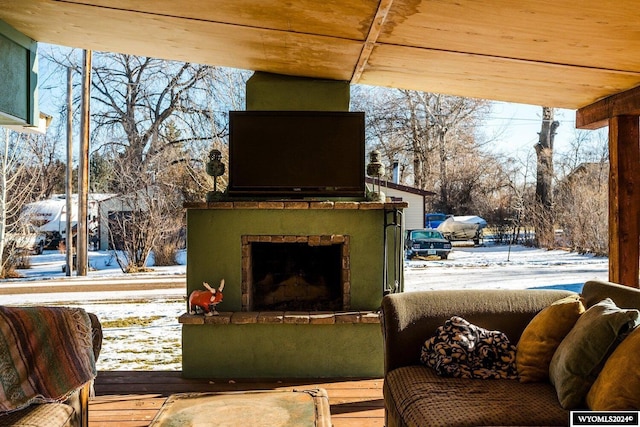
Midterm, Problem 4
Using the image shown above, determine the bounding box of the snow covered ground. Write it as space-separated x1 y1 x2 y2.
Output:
2 250 188 371
0 244 609 371
404 244 608 293
5 249 187 282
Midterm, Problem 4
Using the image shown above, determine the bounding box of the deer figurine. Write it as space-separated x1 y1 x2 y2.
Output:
188 279 225 316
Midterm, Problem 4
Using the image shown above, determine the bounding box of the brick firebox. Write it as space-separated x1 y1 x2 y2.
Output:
241 234 350 311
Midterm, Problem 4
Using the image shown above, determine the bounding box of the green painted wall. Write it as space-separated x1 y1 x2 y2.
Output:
183 206 389 378
186 208 385 311
183 73 390 379
0 20 38 127
182 323 382 378
245 72 350 111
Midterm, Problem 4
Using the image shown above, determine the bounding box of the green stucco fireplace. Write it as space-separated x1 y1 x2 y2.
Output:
180 200 405 378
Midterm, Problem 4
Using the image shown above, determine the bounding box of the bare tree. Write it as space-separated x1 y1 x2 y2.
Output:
533 106 559 247
0 129 44 277
497 151 538 246
352 87 499 215
555 129 609 254
42 50 248 271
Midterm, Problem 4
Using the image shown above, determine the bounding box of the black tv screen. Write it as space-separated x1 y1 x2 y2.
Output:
228 111 365 198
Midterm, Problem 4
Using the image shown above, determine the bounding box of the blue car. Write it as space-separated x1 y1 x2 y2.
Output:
405 229 452 260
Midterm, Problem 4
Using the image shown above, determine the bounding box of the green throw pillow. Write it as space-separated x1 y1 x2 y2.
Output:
549 298 639 409
516 294 585 383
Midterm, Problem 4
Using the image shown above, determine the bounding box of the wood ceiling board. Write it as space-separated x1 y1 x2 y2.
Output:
57 0 379 41
4 0 640 109
0 0 361 80
358 45 640 109
379 0 640 73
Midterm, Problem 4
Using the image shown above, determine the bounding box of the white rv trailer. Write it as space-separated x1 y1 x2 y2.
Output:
21 194 113 249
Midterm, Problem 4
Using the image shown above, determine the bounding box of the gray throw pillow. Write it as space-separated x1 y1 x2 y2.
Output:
549 298 639 409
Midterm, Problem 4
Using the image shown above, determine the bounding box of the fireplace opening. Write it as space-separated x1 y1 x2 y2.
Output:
243 236 350 311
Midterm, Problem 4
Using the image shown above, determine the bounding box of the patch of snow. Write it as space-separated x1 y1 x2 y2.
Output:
0 244 609 371
6 249 186 282
404 244 608 291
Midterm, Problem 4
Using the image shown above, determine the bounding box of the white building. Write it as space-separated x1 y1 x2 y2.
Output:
366 178 434 230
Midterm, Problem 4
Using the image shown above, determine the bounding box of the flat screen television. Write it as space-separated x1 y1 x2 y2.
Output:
228 111 365 198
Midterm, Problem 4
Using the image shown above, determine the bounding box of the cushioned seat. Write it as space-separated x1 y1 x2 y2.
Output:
0 308 103 427
0 403 74 427
384 365 568 427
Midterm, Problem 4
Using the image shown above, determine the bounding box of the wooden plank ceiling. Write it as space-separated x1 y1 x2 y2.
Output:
1 0 640 110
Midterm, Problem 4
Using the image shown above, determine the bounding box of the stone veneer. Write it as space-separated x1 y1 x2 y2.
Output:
179 310 380 325
183 200 400 210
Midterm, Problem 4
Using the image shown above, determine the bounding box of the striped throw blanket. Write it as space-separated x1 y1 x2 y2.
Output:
0 306 97 413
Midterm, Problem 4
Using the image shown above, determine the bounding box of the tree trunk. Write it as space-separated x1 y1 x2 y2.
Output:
534 106 559 247
438 126 448 212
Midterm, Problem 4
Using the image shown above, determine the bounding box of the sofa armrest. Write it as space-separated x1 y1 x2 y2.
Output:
582 280 640 309
381 289 575 374
0 306 101 419
62 312 101 427
87 312 103 361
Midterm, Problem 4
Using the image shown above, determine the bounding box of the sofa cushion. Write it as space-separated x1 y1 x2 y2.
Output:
549 298 639 409
516 294 585 383
586 326 640 410
0 403 74 427
384 365 567 427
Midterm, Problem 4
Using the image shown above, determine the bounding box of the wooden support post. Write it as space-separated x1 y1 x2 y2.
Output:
608 115 640 287
65 67 73 276
79 381 90 427
77 50 91 276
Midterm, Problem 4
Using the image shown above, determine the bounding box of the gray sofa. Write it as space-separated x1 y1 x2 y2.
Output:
381 280 640 427
0 308 102 427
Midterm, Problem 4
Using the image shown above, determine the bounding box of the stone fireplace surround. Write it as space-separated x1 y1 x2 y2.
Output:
180 200 406 378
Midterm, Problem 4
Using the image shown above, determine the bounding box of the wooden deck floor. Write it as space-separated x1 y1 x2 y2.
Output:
91 371 385 426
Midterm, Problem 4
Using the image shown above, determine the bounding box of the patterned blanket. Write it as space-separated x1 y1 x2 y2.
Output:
421 315 518 379
0 306 97 413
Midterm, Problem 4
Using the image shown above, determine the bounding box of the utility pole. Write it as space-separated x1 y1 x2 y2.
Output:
77 50 92 276
65 68 73 276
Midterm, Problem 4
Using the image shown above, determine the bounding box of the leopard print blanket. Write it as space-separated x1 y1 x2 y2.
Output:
420 316 518 379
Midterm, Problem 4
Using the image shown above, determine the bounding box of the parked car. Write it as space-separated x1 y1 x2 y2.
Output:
405 228 452 260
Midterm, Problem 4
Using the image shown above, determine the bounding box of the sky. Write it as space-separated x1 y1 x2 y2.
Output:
34 44 607 171
483 102 580 158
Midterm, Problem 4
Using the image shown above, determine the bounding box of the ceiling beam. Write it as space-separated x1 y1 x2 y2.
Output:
351 0 395 84
576 84 640 130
